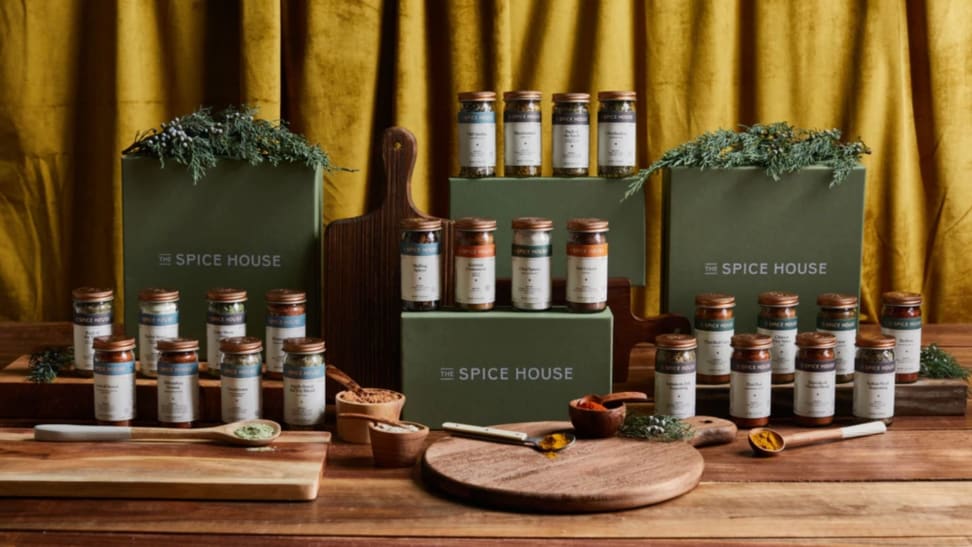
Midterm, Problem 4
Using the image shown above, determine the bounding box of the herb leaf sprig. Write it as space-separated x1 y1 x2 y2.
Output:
27 346 74 383
919 344 970 379
619 414 693 442
624 122 871 200
122 105 347 183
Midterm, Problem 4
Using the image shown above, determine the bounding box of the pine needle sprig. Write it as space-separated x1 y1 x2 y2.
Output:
920 344 970 379
27 346 74 383
618 414 693 442
623 122 871 200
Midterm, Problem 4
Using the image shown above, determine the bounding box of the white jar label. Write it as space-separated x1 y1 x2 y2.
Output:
94 359 136 422
757 317 798 375
73 322 113 372
881 317 921 375
206 322 247 372
400 241 440 303
695 318 733 377
504 111 541 166
157 360 199 423
654 372 696 418
597 111 636 166
853 365 896 420
283 363 326 426
220 361 262 422
512 244 552 309
552 119 589 169
458 111 496 168
138 312 179 375
566 243 608 304
730 359 771 419
265 314 306 374
817 317 857 378
794 359 836 418
455 244 495 305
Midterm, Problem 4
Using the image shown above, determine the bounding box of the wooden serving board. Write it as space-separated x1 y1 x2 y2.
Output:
0 429 329 501
422 419 730 513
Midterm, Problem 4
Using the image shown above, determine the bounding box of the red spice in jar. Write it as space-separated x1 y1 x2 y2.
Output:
729 333 773 428
757 291 799 384
455 217 497 311
794 332 837 427
93 335 137 426
694 293 735 385
156 338 200 428
566 218 609 313
264 289 307 380
880 291 922 384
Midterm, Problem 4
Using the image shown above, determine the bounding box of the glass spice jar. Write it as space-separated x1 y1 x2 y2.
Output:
93 334 136 426
219 336 263 423
566 218 609 313
282 337 327 430
552 92 590 176
400 217 442 311
597 91 637 178
264 289 307 380
816 293 858 383
794 332 837 427
156 337 200 428
654 334 697 418
729 333 773 428
694 293 735 385
503 90 542 177
511 217 553 311
853 334 897 425
72 287 114 378
880 291 922 384
205 288 247 378
757 291 800 384
137 288 179 378
457 91 497 178
454 217 497 311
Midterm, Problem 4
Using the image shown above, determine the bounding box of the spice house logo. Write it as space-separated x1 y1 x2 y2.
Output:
158 252 283 269
439 366 574 382
703 261 829 276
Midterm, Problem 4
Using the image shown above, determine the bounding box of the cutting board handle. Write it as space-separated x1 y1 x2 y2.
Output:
380 126 419 213
682 416 737 447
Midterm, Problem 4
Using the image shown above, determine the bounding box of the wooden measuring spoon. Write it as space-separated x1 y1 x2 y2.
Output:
326 364 369 398
442 422 576 453
33 419 282 447
339 412 425 430
748 421 887 456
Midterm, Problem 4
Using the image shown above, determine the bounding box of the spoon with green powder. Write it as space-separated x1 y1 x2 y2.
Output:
34 419 282 447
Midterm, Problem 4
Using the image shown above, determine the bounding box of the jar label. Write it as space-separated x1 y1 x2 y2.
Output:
695 317 733 332
458 112 496 168
654 371 695 419
597 119 636 167
730 370 771 419
756 326 797 375
512 247 551 309
266 314 306 328
504 111 541 123
598 111 636 124
853 371 895 419
696 328 733 376
220 363 262 422
817 316 856 331
757 316 798 330
401 242 441 303
566 248 608 304
140 311 178 326
818 326 857 377
880 316 922 330
139 322 179 375
856 353 896 374
796 358 836 372
73 323 113 372
552 124 589 169
881 326 921 374
205 323 247 370
731 358 771 374
504 121 541 166
655 355 696 375
266 319 307 374
794 369 836 418
455 255 495 305
207 311 245 325
94 359 136 422
157 360 199 423
283 364 326 426
553 111 589 125
456 244 496 258
73 311 112 326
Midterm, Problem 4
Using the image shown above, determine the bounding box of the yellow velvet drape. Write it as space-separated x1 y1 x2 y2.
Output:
1 0 969 324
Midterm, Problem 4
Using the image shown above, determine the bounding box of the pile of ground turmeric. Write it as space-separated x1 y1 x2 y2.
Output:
750 429 783 451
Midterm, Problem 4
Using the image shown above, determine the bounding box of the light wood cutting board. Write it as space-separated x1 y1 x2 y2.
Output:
0 429 329 501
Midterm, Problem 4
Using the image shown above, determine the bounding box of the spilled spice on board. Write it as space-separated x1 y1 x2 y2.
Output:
234 423 277 440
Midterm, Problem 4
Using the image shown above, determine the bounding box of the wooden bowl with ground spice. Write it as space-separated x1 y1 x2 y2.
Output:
335 389 406 444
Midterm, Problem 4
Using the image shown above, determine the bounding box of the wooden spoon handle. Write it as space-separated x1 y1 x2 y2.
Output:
339 412 404 428
785 421 887 449
34 424 133 442
326 364 365 394
682 416 737 447
597 391 649 405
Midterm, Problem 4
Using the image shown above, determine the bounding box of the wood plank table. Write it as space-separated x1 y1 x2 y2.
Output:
1 322 970 544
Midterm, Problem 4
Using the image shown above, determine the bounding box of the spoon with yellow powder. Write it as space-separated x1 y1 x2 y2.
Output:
748 421 887 456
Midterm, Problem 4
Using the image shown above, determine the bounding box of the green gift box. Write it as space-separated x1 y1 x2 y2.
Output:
662 166 866 333
121 157 323 362
401 308 613 426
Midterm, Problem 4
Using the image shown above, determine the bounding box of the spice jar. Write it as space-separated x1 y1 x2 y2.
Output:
794 332 837 427
503 90 542 177
597 91 637 178
694 293 735 385
156 338 200 428
93 334 136 426
729 333 773 428
454 217 497 311
511 217 553 311
552 93 590 176
457 91 496 178
400 217 442 311
654 334 697 418
757 291 799 384
853 334 896 425
137 288 179 378
264 289 307 380
880 291 922 384
205 288 247 378
816 293 858 383
219 336 263 423
566 218 609 313
72 287 114 377
282 337 327 430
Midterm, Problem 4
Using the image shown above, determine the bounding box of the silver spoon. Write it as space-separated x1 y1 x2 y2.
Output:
33 419 282 447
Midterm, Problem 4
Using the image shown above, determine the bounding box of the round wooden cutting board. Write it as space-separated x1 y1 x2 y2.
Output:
421 420 716 513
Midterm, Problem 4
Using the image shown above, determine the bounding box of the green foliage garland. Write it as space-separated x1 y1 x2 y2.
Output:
919 344 970 379
27 346 73 383
618 414 693 442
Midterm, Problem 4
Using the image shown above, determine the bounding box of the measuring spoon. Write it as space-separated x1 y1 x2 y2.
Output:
442 422 576 453
748 421 887 456
33 419 282 447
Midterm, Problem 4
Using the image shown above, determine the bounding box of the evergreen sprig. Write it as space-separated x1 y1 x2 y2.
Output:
624 122 871 200
122 105 346 183
618 414 693 442
920 344 970 379
27 346 73 383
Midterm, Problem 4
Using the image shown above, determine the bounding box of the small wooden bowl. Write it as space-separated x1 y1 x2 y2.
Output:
335 390 406 444
368 421 430 468
568 399 626 438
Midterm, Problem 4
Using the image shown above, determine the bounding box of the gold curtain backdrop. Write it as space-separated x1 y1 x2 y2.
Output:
0 0 969 323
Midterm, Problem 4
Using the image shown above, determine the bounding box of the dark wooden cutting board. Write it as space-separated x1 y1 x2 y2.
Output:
421 418 735 513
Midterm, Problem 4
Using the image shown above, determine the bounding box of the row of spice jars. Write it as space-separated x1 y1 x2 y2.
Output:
401 217 609 313
457 90 638 178
89 334 327 430
653 332 899 427
71 287 308 380
693 290 922 385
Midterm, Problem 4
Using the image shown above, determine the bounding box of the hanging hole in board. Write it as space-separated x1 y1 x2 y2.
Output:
394 142 402 150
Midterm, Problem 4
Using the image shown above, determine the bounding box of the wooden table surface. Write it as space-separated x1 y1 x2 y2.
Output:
1 322 970 544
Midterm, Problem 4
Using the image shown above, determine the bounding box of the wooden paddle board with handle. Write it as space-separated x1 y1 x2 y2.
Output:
421 417 735 513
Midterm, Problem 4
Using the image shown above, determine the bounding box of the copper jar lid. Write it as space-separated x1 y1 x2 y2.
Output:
207 288 247 302
656 334 698 350
856 334 897 349
567 218 609 232
882 291 922 306
458 91 496 101
455 217 497 231
512 217 554 231
157 337 200 352
93 335 135 352
265 288 307 304
817 293 858 308
219 336 263 353
503 90 542 101
731 333 773 350
598 90 636 101
796 332 837 349
758 291 799 307
138 288 179 302
72 287 114 301
401 217 443 231
695 293 736 308
283 337 326 354
553 92 590 103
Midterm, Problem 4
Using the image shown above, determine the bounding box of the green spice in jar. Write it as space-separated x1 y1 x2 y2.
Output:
219 336 263 423
757 291 799 384
503 91 542 177
72 287 114 378
264 289 307 380
457 91 497 178
816 293 858 383
552 93 590 176
137 288 179 378
156 337 200 428
511 217 553 311
853 335 896 425
400 217 442 311
282 337 326 430
654 334 697 418
597 91 637 178
205 288 247 378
